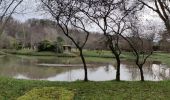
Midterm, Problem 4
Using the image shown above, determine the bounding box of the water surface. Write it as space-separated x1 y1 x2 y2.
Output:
0 55 169 81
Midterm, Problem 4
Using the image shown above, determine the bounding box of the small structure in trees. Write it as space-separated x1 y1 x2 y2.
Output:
63 45 72 52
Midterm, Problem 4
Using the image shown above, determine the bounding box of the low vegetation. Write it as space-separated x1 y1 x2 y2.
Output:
17 87 74 100
0 77 170 100
1 49 77 57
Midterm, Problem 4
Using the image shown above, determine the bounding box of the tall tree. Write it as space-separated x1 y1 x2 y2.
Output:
120 15 154 81
79 0 143 81
40 0 90 81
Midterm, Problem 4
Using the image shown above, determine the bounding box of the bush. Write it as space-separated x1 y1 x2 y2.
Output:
53 41 63 53
13 42 23 50
17 87 74 100
37 40 54 52
37 40 63 53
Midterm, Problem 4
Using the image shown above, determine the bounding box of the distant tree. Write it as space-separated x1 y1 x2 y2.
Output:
54 37 64 53
56 36 64 45
0 0 24 35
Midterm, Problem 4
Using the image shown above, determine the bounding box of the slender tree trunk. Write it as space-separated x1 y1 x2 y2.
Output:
115 54 120 81
109 45 121 81
79 49 88 82
139 66 144 82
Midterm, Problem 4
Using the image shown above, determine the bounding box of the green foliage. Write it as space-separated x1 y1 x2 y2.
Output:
0 34 16 49
14 42 23 50
57 36 64 44
53 41 63 53
54 36 65 53
37 40 54 52
17 87 74 100
37 37 65 53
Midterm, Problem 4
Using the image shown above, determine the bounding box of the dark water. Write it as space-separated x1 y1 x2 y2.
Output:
0 55 169 81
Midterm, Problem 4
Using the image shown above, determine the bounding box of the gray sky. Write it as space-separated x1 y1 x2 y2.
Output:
13 0 161 22
13 0 45 22
12 0 165 41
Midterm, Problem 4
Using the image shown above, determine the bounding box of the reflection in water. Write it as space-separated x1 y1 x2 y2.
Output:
0 55 170 81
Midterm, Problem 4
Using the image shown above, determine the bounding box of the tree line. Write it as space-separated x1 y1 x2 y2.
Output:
0 18 109 50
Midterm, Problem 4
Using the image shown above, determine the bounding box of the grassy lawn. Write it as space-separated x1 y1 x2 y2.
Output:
150 52 170 66
83 51 170 66
1 49 77 57
82 50 114 58
0 77 170 100
2 49 170 66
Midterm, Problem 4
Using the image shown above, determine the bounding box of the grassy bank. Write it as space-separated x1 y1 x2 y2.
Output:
1 49 77 57
151 52 170 66
1 49 114 58
2 49 170 65
83 50 170 66
0 77 170 100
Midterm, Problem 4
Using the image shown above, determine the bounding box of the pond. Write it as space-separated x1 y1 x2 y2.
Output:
0 55 169 81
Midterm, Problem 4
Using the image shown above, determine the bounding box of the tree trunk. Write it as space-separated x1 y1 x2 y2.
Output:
79 49 88 82
109 45 121 81
165 22 170 34
139 66 144 82
115 55 120 81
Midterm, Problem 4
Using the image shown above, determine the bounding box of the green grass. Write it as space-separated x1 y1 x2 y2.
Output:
1 77 170 100
85 57 114 64
2 49 77 57
150 52 170 66
83 50 114 58
2 49 170 66
83 51 170 67
17 87 74 100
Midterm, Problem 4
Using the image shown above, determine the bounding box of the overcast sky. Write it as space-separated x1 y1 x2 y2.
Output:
13 0 45 22
12 0 165 40
13 0 161 22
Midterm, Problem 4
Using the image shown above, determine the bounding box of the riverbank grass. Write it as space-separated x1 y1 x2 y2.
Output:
1 77 170 99
2 49 170 65
1 49 77 57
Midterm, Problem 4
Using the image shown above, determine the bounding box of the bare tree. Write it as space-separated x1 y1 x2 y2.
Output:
79 0 143 81
138 0 170 33
120 16 154 81
0 0 24 34
40 0 90 81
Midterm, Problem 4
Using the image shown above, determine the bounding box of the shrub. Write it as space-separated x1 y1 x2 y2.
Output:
17 87 74 100
37 40 54 52
37 40 64 53
13 42 23 50
53 41 63 53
